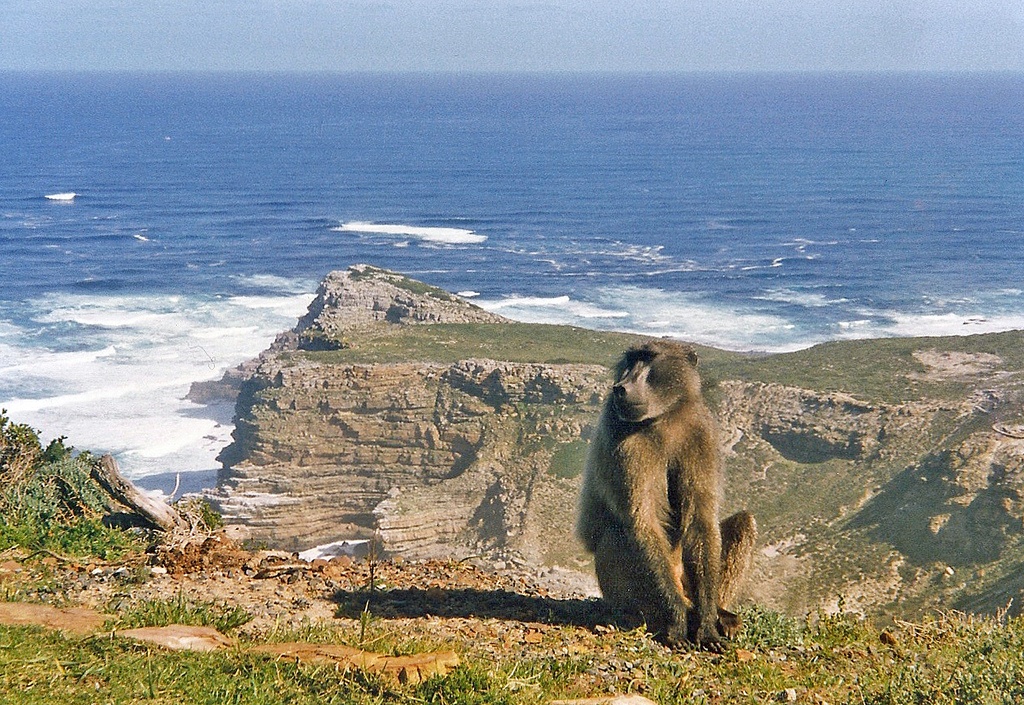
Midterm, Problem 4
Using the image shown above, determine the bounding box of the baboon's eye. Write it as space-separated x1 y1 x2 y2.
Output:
645 360 674 389
617 348 657 384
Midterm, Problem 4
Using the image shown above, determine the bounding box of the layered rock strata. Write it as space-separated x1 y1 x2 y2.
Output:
209 265 1024 618
211 265 604 562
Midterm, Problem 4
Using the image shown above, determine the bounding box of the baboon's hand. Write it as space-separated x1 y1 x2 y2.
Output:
694 622 726 653
663 620 690 650
717 608 743 640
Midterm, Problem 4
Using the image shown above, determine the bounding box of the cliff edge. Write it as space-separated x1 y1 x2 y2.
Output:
207 265 1024 619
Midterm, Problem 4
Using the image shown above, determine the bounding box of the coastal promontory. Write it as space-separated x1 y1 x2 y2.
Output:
206 265 1024 619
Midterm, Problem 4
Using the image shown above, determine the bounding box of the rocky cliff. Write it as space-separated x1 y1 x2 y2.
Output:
210 265 609 568
208 265 1024 619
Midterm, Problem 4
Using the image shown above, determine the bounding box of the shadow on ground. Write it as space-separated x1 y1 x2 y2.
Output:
333 587 636 630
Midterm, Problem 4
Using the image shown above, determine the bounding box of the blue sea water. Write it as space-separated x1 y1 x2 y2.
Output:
1 71 1023 483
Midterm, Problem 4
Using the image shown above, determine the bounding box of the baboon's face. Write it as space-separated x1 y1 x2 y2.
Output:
611 342 698 423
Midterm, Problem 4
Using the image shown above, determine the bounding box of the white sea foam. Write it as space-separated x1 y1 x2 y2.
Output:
757 289 849 308
3 384 149 414
781 238 840 247
878 312 1024 339
479 295 629 322
297 539 371 562
228 293 318 314
0 345 118 376
480 286 801 352
231 273 317 293
333 221 487 244
0 289 314 486
545 240 677 268
596 286 801 351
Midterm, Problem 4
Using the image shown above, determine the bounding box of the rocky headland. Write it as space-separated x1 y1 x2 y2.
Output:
203 265 1024 620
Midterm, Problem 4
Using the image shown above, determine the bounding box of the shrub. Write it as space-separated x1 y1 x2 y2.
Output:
0 411 144 559
0 410 42 486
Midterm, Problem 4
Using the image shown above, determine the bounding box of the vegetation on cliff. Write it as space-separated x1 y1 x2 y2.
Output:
0 412 143 560
5 263 1024 700
4 487 1024 703
214 267 1024 623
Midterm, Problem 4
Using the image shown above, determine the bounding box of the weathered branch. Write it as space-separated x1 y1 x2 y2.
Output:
91 454 188 532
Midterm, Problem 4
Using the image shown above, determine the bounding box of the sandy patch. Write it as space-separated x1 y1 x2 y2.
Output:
910 350 1003 381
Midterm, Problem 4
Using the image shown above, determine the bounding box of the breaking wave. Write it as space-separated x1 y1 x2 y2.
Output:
333 221 488 244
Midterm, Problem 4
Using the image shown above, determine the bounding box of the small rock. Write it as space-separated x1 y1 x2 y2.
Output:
0 602 106 635
549 696 659 705
779 688 798 702
735 648 757 662
118 625 234 652
150 565 168 575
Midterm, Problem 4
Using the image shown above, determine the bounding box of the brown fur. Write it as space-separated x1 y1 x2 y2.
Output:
576 339 756 650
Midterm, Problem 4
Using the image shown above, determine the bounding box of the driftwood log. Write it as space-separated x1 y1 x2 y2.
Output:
91 454 188 532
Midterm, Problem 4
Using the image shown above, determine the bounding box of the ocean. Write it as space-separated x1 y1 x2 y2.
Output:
1 71 1022 487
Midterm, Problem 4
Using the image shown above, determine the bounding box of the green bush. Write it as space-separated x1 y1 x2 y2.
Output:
735 604 806 649
0 411 144 559
0 411 42 485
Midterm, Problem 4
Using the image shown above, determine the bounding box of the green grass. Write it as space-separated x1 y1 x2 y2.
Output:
0 627 390 705
107 593 254 633
5 606 1024 704
548 439 589 480
294 322 649 367
702 329 1024 404
0 515 143 562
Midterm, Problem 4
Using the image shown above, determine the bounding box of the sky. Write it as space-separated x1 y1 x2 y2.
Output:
2 0 1023 73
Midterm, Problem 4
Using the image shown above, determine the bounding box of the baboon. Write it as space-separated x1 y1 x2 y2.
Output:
576 339 756 650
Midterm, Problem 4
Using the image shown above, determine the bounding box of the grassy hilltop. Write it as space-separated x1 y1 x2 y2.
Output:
270 290 1024 620
5 261 1024 701
7 387 1024 703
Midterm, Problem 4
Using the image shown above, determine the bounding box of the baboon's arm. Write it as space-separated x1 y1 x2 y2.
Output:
625 472 693 636
676 423 726 649
687 509 724 647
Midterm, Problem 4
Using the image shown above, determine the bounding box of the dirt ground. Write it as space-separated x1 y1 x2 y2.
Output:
0 533 650 682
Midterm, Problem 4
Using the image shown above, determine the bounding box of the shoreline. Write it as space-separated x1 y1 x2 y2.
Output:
3 269 1024 493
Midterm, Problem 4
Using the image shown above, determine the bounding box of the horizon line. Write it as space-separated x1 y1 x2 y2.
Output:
3 67 1024 77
